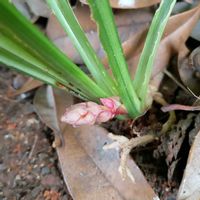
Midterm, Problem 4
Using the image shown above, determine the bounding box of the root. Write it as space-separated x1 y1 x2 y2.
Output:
103 93 176 181
153 92 176 134
104 133 156 181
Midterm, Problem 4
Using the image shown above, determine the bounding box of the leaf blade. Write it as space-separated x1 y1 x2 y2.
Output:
133 0 177 108
46 0 118 96
87 0 141 117
0 0 108 100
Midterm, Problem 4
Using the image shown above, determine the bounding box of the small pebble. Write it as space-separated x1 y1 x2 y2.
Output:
0 164 6 172
31 186 41 198
38 153 48 161
15 175 21 181
41 167 50 175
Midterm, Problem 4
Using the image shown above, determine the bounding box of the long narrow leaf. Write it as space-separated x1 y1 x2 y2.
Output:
0 47 90 101
0 47 58 87
133 0 176 108
46 0 117 96
87 0 141 117
0 0 107 100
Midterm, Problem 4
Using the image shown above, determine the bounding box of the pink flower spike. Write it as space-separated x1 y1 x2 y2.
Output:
61 101 114 127
61 102 98 127
61 97 128 127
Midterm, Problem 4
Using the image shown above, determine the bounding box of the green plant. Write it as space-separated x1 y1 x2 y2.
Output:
0 0 176 124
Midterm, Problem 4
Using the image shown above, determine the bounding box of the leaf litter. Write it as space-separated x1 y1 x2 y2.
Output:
34 86 159 200
3 1 200 199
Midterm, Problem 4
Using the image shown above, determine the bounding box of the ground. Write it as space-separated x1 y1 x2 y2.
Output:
0 67 72 200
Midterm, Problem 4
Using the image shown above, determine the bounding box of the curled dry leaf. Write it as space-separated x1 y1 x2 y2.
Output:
7 78 43 97
154 114 196 180
26 0 51 18
46 4 153 64
80 0 160 9
177 129 200 200
34 86 159 200
178 46 200 96
121 5 200 101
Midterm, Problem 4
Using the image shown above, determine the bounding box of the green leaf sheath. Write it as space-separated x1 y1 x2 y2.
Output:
46 0 118 96
133 0 176 108
87 0 141 117
0 0 107 100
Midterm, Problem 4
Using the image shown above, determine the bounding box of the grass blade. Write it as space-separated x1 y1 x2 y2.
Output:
87 0 141 117
46 0 117 96
0 0 107 100
133 0 176 108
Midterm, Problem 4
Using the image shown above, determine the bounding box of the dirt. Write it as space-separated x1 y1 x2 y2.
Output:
0 67 72 200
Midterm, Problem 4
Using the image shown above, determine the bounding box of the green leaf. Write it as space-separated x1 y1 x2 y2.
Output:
87 0 141 117
0 0 108 100
46 0 117 96
0 46 90 100
133 0 176 108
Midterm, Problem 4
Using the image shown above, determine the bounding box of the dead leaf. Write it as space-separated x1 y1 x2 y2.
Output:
121 5 200 96
12 0 36 21
26 0 50 18
43 190 60 200
177 128 200 200
8 78 43 97
80 0 160 9
178 46 200 96
154 114 196 180
46 4 153 64
189 113 200 145
34 86 159 200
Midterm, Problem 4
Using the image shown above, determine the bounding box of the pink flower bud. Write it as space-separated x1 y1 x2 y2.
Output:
100 97 127 115
61 97 127 127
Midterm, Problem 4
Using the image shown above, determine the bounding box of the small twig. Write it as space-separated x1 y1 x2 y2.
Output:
161 104 200 112
187 87 200 100
28 135 38 159
0 94 18 102
164 70 188 93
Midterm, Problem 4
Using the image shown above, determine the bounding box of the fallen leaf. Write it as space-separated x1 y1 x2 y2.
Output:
154 114 196 180
177 128 200 200
102 5 200 110
26 0 50 18
34 86 159 200
12 0 35 21
121 5 200 98
46 4 153 64
178 46 200 96
189 113 200 145
43 190 60 200
80 0 160 9
8 78 43 97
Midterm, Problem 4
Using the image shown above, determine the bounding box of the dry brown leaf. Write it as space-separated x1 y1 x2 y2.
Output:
154 114 195 180
80 0 160 9
43 190 60 200
7 78 43 97
121 5 200 93
178 46 200 96
26 0 50 18
46 4 153 64
34 86 159 200
177 128 200 200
